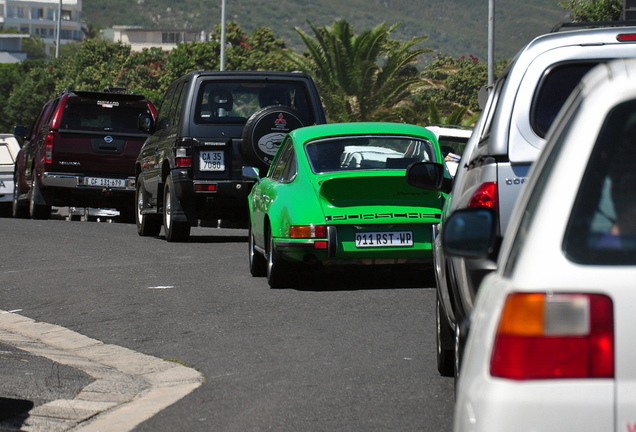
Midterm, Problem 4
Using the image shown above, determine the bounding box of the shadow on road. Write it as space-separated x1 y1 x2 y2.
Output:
0 397 33 430
278 265 435 291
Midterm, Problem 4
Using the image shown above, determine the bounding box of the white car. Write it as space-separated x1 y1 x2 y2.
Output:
0 134 20 217
443 58 636 431
425 125 472 176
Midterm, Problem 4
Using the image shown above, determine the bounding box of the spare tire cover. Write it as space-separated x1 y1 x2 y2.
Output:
241 105 306 170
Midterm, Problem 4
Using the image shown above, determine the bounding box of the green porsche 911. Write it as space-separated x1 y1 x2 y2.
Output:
244 122 451 287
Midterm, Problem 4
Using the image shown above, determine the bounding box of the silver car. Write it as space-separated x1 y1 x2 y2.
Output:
445 57 636 432
433 25 636 378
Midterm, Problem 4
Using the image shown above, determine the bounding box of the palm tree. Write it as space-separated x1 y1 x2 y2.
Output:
285 20 430 122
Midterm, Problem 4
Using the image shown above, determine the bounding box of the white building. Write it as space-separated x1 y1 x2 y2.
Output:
0 33 28 62
0 0 83 58
106 26 209 52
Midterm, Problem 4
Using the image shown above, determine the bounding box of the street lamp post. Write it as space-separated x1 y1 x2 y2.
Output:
488 0 495 87
55 0 62 58
220 0 226 71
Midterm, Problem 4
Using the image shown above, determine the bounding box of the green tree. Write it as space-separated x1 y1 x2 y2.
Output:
4 61 63 131
559 0 622 22
59 39 132 91
117 47 168 103
0 63 24 131
22 36 47 60
161 21 298 90
285 20 430 122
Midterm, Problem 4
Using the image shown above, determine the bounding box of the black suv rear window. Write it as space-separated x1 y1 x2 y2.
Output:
532 62 600 138
61 98 151 133
195 81 313 125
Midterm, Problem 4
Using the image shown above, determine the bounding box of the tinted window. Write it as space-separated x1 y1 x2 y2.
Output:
195 81 313 125
531 62 599 137
61 98 152 133
564 100 636 265
306 135 435 173
268 138 295 182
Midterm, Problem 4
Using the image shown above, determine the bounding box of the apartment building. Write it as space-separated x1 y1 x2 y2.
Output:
0 0 83 57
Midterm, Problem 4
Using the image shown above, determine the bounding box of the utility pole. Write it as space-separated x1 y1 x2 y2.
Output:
488 0 495 87
55 0 62 58
220 0 226 71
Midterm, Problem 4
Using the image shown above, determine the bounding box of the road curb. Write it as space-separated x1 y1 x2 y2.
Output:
0 310 204 431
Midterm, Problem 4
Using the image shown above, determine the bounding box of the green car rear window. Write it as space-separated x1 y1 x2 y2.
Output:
306 135 435 173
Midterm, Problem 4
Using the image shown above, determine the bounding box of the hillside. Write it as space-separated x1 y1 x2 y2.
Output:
82 0 570 62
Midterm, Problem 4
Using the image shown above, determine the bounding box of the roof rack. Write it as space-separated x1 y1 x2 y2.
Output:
551 20 636 32
103 86 129 94
427 124 473 130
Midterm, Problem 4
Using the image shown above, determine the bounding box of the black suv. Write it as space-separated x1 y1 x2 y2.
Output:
135 70 326 242
13 88 157 221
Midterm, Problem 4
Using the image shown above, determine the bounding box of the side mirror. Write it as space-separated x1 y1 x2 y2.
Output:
242 166 260 180
406 162 452 193
138 114 155 134
442 208 497 258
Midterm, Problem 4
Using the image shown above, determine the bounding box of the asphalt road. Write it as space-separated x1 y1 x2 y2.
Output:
0 216 455 431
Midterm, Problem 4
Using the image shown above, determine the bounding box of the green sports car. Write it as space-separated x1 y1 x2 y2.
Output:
244 122 451 287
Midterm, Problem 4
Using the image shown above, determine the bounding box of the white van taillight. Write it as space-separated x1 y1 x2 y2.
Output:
44 134 54 164
490 292 614 380
468 181 498 209
617 33 636 42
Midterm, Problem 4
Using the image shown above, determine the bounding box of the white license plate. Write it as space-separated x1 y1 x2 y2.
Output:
83 177 127 188
200 151 225 171
355 231 413 248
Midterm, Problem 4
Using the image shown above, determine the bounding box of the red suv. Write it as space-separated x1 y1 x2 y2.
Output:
12 88 157 221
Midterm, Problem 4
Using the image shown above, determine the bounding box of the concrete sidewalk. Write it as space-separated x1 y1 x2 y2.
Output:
0 310 204 432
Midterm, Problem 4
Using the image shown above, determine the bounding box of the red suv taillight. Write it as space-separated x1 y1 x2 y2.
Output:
44 134 54 164
490 292 614 380
468 181 498 209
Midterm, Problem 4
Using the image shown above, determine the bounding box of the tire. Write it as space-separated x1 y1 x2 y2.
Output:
84 208 97 222
249 226 267 277
0 203 11 218
12 172 28 219
118 204 135 224
163 176 190 242
266 228 292 288
241 105 306 171
28 181 51 220
136 175 161 236
436 293 455 377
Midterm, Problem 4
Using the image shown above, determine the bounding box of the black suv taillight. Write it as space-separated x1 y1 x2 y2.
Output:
175 138 193 168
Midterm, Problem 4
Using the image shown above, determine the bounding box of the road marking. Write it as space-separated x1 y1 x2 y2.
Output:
147 285 175 289
0 309 204 431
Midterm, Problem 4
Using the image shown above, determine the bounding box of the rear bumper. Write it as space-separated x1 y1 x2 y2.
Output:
274 224 436 265
41 172 135 191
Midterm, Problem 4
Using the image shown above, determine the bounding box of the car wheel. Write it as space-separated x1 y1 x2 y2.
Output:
84 208 97 222
436 294 455 377
249 226 267 277
12 173 28 219
0 203 11 218
28 181 51 220
240 106 306 172
163 176 190 242
136 175 161 236
266 228 292 288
